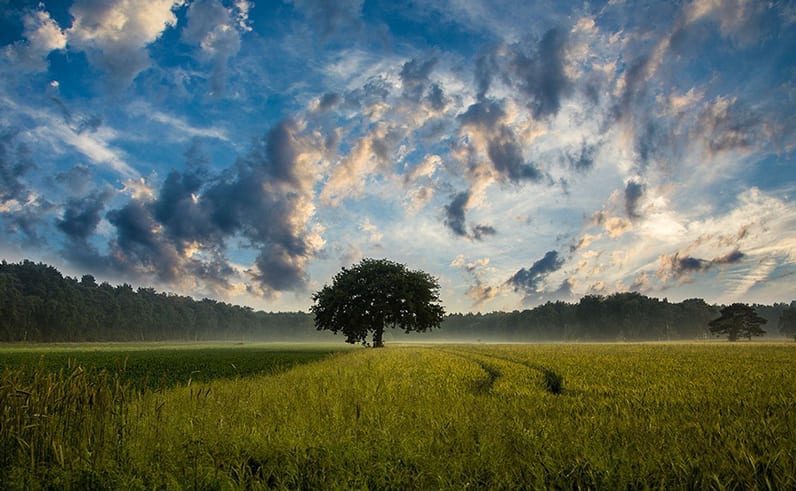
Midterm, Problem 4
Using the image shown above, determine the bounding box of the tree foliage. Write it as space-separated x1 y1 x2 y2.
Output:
0 260 321 342
310 258 445 347
708 303 768 341
1 259 790 343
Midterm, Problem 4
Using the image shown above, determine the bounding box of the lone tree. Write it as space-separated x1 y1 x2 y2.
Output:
311 258 445 347
708 303 767 341
779 302 796 340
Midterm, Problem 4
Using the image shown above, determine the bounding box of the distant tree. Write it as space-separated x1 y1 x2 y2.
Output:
779 302 796 340
708 303 767 341
310 258 445 347
80 274 97 288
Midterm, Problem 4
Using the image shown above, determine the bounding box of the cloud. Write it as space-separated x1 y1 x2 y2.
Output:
3 8 66 72
320 123 394 205
138 104 230 141
359 218 383 243
67 0 181 88
624 179 645 219
57 188 113 240
591 211 633 238
182 0 250 95
457 99 545 185
400 56 438 102
0 127 35 203
685 0 776 46
563 141 598 172
107 198 183 281
693 96 760 157
713 249 745 264
487 126 543 182
40 122 138 178
466 279 501 307
102 117 324 294
507 250 564 297
444 191 470 238
444 190 496 241
55 165 94 196
471 224 497 241
508 27 571 119
315 92 342 112
451 254 500 307
657 248 747 283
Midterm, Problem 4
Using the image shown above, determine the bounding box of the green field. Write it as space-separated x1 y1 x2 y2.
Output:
1 343 795 489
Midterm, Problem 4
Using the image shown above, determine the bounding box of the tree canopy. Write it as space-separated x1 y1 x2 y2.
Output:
310 258 445 347
708 303 768 341
0 260 321 342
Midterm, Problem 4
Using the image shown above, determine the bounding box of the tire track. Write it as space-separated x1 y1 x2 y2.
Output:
442 348 565 395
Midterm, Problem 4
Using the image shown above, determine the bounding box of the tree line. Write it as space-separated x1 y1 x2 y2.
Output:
0 260 793 343
0 260 321 342
433 294 794 342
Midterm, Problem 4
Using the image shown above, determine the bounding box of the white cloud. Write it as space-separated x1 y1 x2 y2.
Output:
129 102 230 142
67 0 182 87
3 9 66 72
359 218 383 243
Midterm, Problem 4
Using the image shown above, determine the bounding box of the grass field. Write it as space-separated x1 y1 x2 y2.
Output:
1 342 794 489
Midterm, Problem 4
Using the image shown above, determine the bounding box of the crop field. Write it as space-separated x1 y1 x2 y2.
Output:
1 342 795 489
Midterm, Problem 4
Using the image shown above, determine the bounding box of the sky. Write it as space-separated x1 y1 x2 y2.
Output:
1 0 795 313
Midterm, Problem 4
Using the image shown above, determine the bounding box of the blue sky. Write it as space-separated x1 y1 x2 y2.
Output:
1 0 795 313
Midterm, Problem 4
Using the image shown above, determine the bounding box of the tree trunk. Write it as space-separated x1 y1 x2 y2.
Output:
373 324 385 348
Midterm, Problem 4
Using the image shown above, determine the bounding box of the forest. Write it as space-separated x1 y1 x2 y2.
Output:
0 260 792 343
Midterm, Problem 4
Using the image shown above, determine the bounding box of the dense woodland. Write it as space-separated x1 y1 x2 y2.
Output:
0 260 793 343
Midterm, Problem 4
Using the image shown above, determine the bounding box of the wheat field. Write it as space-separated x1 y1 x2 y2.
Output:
2 342 795 489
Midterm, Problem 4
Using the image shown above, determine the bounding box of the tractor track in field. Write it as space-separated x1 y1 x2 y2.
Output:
440 348 565 395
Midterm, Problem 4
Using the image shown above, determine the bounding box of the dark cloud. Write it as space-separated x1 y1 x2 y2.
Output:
564 142 598 172
508 250 564 295
57 189 112 240
182 0 243 95
695 97 760 156
611 56 651 125
151 169 216 250
661 249 746 282
713 249 745 264
55 165 93 196
508 28 571 119
400 57 437 84
443 191 496 241
458 100 544 184
472 224 497 241
474 48 498 100
96 118 318 293
624 180 645 219
677 256 707 273
77 114 103 134
400 56 438 100
487 126 543 183
49 95 73 124
444 191 469 237
459 99 505 129
424 83 447 111
0 127 35 202
107 199 182 282
344 75 393 109
318 92 341 111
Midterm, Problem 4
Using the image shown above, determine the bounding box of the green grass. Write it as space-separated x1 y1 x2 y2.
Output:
1 342 795 489
0 342 343 390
